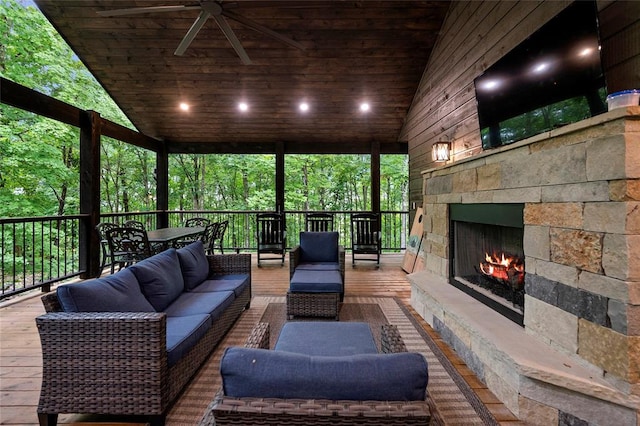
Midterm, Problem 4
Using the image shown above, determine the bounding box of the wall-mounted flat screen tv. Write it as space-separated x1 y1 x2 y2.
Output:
474 1 607 149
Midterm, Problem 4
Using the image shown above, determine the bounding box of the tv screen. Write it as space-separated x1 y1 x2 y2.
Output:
474 1 607 149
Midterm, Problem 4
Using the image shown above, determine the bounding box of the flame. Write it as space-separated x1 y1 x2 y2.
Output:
479 252 524 285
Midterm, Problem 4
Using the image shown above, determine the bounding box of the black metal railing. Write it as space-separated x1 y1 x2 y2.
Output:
1 210 408 299
162 210 408 253
0 215 87 299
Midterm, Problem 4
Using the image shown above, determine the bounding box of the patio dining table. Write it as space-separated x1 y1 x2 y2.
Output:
147 226 205 250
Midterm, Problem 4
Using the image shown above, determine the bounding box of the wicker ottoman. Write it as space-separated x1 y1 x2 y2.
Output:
287 269 342 320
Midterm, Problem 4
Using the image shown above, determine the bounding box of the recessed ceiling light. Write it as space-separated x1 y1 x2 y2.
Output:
480 80 500 91
299 102 309 112
179 102 189 111
579 47 594 57
238 102 249 112
360 102 370 112
532 62 550 73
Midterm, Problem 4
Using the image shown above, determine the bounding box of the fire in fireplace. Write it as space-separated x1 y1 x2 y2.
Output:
449 204 525 325
478 251 525 308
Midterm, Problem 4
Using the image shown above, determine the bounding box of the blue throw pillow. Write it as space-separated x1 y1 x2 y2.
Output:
221 347 428 401
129 248 185 311
299 232 339 263
57 268 155 312
176 241 209 290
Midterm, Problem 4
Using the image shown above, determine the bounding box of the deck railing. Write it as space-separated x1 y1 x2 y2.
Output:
1 210 408 299
0 215 87 299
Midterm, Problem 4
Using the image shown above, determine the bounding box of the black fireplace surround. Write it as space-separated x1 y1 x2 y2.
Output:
449 203 525 325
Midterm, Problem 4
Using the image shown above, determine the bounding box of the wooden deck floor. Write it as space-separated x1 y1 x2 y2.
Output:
0 253 522 425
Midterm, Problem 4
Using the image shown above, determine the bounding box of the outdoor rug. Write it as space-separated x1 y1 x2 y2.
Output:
164 296 499 425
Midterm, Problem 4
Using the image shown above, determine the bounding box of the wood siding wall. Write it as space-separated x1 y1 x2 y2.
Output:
402 0 640 207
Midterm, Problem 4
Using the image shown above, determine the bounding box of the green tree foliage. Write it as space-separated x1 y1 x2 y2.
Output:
1 0 408 218
0 0 134 217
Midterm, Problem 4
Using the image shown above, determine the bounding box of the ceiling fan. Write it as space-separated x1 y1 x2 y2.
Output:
96 1 305 64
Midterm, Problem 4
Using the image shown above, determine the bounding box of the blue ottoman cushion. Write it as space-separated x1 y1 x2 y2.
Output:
221 347 429 401
289 269 342 293
275 322 378 356
295 262 340 271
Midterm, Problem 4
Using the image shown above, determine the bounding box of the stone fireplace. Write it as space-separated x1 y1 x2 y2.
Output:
409 107 640 425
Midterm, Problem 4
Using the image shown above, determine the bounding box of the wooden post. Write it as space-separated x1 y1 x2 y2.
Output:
275 141 285 214
371 141 381 226
79 110 102 279
156 145 169 229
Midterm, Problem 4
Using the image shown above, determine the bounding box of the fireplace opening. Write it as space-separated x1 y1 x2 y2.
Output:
449 204 525 325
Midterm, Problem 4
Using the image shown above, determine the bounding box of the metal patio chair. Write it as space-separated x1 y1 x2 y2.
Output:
105 226 152 273
95 222 118 276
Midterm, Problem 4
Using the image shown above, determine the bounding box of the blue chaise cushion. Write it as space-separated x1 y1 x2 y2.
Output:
165 290 235 320
190 274 250 297
166 314 212 367
221 347 429 401
57 268 154 312
299 232 339 263
176 241 209 290
129 248 185 311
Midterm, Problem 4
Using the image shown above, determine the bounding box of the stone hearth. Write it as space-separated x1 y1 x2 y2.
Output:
409 106 640 425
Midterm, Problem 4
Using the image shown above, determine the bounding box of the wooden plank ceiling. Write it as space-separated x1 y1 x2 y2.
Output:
34 1 450 154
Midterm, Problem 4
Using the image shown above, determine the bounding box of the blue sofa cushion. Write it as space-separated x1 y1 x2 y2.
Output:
289 269 342 293
176 241 209 290
275 322 378 356
129 248 185 312
57 269 155 313
299 232 339 263
166 314 212 367
164 290 235 320
221 347 428 401
190 274 250 298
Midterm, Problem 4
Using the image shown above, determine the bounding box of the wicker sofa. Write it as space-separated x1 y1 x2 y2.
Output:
287 231 345 319
36 240 251 426
211 322 432 425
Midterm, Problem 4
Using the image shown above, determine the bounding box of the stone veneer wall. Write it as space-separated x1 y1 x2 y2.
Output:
419 108 640 398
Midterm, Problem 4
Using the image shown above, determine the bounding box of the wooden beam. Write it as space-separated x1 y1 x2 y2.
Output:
1 77 162 152
166 141 408 155
100 119 163 152
1 77 81 127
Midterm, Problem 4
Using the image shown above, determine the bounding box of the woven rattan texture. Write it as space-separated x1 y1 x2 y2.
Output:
286 292 340 319
212 394 430 425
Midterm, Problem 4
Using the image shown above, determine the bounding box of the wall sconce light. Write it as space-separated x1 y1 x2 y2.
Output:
432 141 451 162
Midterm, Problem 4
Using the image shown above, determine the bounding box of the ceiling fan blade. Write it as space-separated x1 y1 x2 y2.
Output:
211 14 252 65
174 10 211 56
222 10 306 51
97 5 200 17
